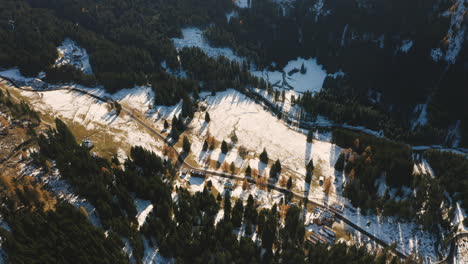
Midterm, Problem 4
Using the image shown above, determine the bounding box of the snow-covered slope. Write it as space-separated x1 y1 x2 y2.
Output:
252 57 327 93
55 38 93 74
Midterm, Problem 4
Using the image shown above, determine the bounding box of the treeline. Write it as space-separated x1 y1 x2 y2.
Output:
332 129 454 230
333 129 413 188
299 75 447 146
179 47 269 91
151 47 269 106
332 129 413 213
423 150 468 212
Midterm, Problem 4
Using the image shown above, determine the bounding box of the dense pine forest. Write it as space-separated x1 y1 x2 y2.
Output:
0 0 466 146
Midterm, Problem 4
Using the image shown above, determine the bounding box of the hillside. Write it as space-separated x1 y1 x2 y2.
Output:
0 0 467 263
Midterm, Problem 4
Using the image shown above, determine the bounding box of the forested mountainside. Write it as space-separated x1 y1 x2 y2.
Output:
0 0 466 147
0 84 407 263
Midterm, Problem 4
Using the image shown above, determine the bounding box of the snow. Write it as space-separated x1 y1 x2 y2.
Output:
341 24 349 47
142 239 171 264
190 89 341 178
135 199 154 229
225 11 239 22
443 0 466 64
189 176 205 193
431 48 443 62
172 28 245 64
252 57 327 94
234 0 250 8
454 202 468 232
446 120 462 148
412 103 428 130
400 40 413 53
342 207 439 262
55 38 93 74
312 0 331 22
22 163 102 227
0 68 32 81
9 79 166 158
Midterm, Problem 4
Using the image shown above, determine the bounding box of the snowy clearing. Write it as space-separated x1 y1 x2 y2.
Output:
400 40 413 53
252 57 327 94
55 38 93 74
172 27 245 64
135 199 154 229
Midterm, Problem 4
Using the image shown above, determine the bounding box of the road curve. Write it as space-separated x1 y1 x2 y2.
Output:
1 76 426 261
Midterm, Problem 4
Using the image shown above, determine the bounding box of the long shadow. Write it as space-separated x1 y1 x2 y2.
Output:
257 160 267 175
305 142 312 166
199 121 208 135
217 152 227 170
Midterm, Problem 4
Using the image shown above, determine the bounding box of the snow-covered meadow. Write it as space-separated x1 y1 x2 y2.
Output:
0 69 165 160
251 57 327 94
171 27 331 95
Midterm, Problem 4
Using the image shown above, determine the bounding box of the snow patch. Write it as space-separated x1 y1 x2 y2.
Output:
135 199 154 229
411 103 428 130
252 57 327 94
400 40 413 53
55 38 93 74
172 28 245 64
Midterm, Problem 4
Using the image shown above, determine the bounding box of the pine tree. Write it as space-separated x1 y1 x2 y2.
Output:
171 128 180 142
335 153 345 171
224 191 232 221
307 130 313 143
205 112 211 123
305 159 314 184
221 140 228 154
181 94 193 118
230 162 236 173
183 136 191 153
300 62 306 74
260 148 269 164
275 159 282 174
269 165 277 179
245 165 251 177
305 172 312 184
287 177 293 189
202 140 208 152
232 199 244 228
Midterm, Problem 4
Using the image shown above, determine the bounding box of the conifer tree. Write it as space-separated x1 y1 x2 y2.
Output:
260 148 269 164
183 136 191 153
307 130 313 143
230 162 236 173
245 165 252 177
221 140 228 154
287 177 293 189
202 140 208 152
